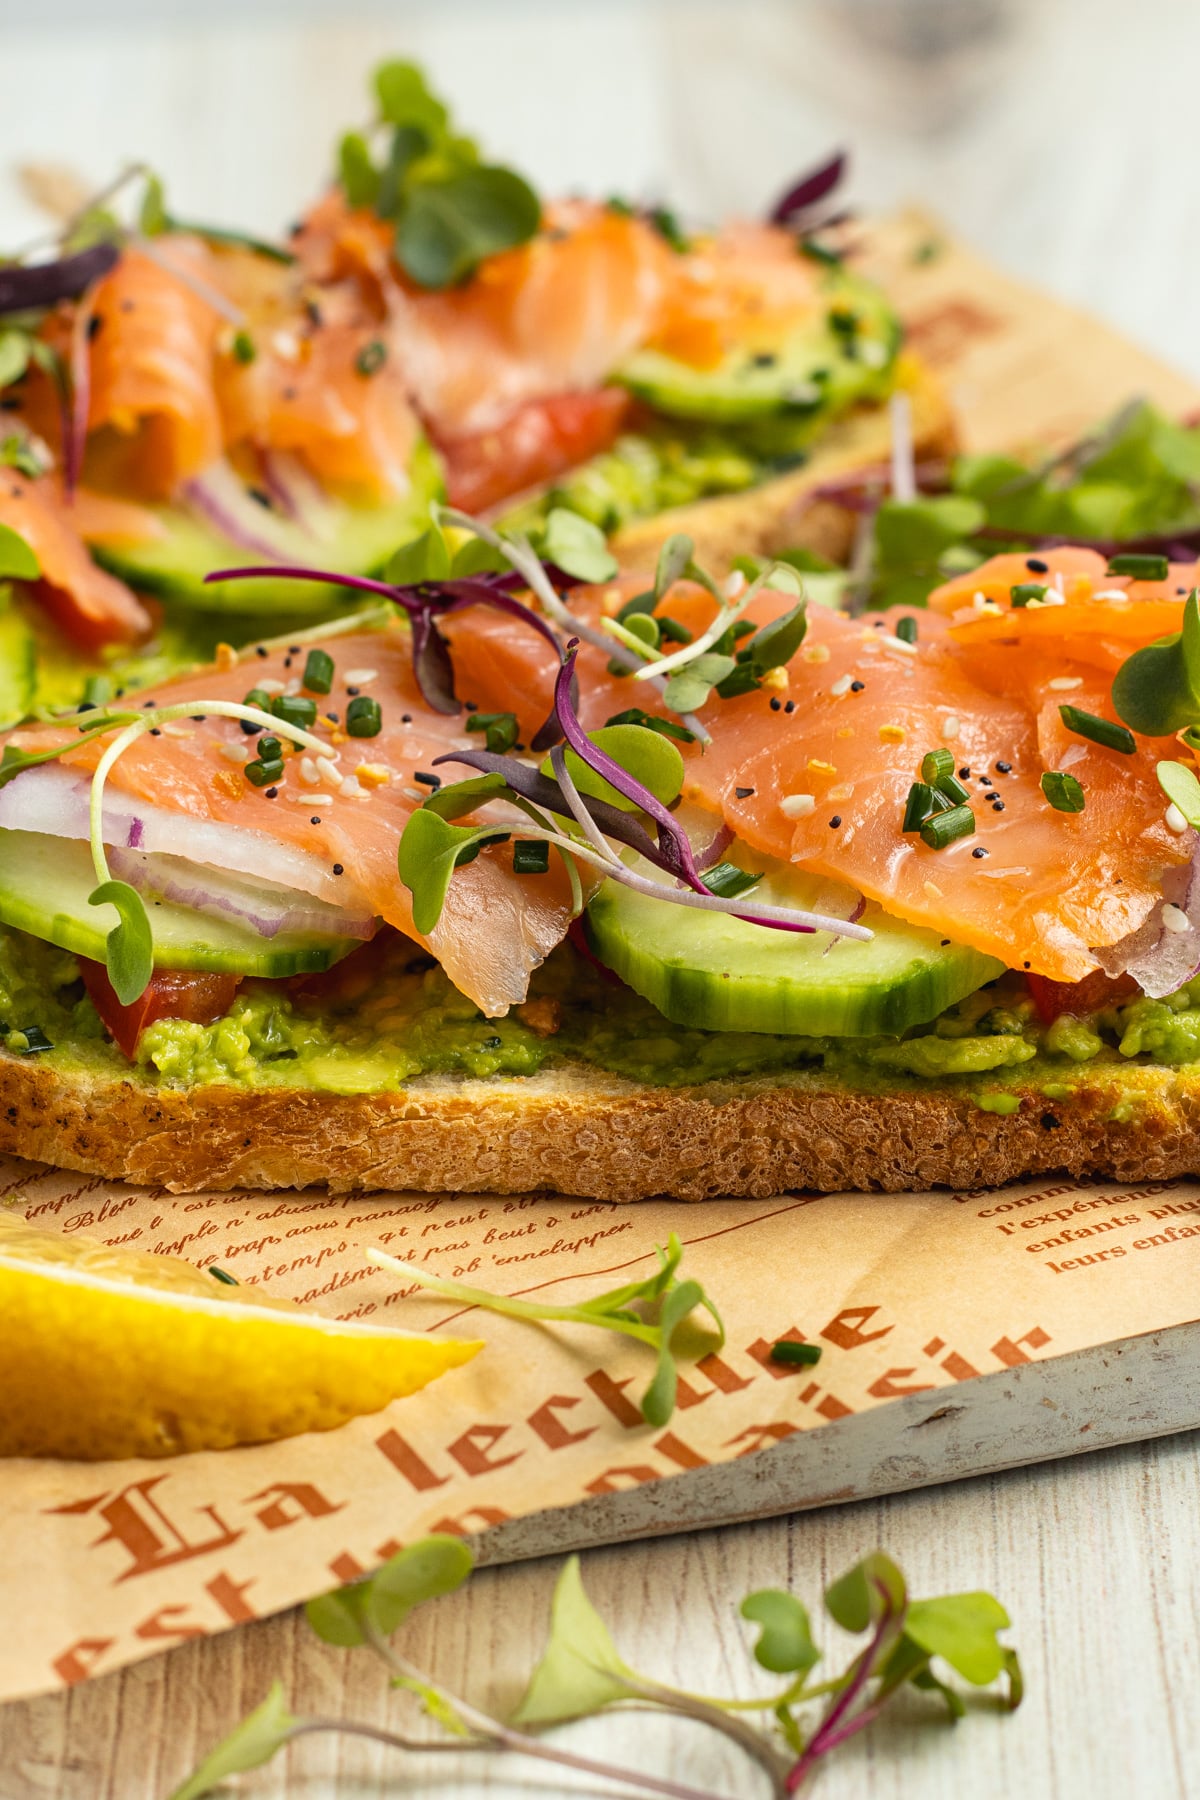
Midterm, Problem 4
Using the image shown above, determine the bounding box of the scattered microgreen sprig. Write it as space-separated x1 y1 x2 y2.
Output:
337 61 541 289
369 1231 720 1427
170 1537 1022 1800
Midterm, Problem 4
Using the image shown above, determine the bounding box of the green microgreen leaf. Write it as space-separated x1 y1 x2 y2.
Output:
450 534 510 579
339 131 381 209
901 1593 1012 1686
0 330 32 390
307 1535 474 1648
654 532 697 601
397 808 511 933
740 1590 821 1677
374 60 450 136
138 172 169 236
385 523 452 585
88 880 153 1005
543 722 685 813
602 706 696 744
0 522 39 581
663 651 737 714
825 1552 908 1632
513 1555 638 1726
743 598 807 676
538 507 618 584
168 1680 299 1800
1157 758 1200 826
397 165 541 290
605 610 660 671
1112 589 1200 735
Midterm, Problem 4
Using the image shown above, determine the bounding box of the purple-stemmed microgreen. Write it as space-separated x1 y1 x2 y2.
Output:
768 150 848 235
171 1535 1021 1800
400 642 872 942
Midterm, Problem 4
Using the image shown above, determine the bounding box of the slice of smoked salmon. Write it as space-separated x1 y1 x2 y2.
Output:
440 387 633 514
0 471 151 647
5 625 572 1014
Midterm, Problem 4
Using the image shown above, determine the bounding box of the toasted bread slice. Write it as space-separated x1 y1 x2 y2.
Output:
611 353 954 571
1 1050 1195 1200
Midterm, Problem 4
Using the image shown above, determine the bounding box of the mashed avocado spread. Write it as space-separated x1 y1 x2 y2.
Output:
3 926 1199 1105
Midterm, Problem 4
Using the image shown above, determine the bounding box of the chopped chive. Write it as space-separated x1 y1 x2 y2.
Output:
603 707 695 744
768 1338 822 1367
799 238 843 268
920 748 956 785
920 804 975 849
1010 583 1047 607
1058 704 1136 755
346 694 382 737
1107 553 1169 581
355 338 387 376
302 649 335 694
895 615 918 644
256 735 283 763
615 588 657 622
207 1265 239 1285
513 840 550 875
231 329 256 365
902 781 934 832
12 1025 53 1054
928 788 956 814
245 758 284 787
701 861 762 899
240 687 271 733
935 772 971 806
658 616 693 645
1041 770 1086 812
80 674 112 710
466 710 519 754
272 694 318 730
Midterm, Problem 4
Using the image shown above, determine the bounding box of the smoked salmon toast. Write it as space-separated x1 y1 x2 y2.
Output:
4 513 1200 1201
0 59 952 733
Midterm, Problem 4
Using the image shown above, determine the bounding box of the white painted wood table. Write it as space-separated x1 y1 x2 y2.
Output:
3 2 1200 1794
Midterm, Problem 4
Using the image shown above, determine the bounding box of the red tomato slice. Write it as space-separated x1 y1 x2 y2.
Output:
1027 969 1138 1025
440 388 633 514
79 960 241 1059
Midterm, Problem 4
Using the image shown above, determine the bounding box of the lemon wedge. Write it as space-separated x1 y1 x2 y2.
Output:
0 1216 481 1461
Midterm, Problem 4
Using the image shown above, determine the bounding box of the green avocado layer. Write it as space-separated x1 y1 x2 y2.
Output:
2 928 1198 1117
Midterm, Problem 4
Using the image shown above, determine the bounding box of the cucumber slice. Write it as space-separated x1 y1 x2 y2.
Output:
94 438 444 615
0 592 36 729
584 861 1005 1037
616 270 899 426
0 829 360 977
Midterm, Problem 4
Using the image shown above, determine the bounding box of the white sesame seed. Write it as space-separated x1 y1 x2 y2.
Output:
940 715 961 743
299 757 320 785
220 741 250 764
272 329 300 361
316 755 344 788
255 678 285 696
284 677 302 697
879 634 918 656
1166 803 1189 834
830 674 852 697
924 880 944 900
1162 903 1191 934
402 786 426 801
344 668 379 686
779 793 816 819
829 783 854 802
290 792 333 805
1048 676 1083 691
1093 588 1129 601
339 775 367 798
723 571 747 600
1042 591 1066 607
160 722 193 739
972 591 989 610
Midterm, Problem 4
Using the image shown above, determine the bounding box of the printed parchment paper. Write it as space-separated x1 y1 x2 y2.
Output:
4 1160 1200 1700
3 216 1200 1702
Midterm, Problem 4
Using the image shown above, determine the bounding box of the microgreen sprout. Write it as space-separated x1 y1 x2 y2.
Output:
368 1231 721 1427
172 1537 1021 1800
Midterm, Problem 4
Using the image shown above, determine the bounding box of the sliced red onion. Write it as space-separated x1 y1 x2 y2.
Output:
260 452 339 540
1094 857 1200 998
694 819 734 872
0 241 120 314
0 765 358 904
108 846 377 941
181 465 302 562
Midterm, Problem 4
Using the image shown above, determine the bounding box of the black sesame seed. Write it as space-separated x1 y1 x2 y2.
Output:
86 314 103 341
400 714 412 724
283 656 293 668
941 938 951 946
769 697 782 712
1026 557 1048 573
149 727 161 736
992 800 1005 811
248 486 273 510
255 646 268 658
325 710 339 724
141 699 157 708
784 700 796 714
829 815 842 828
310 816 321 825
979 775 993 786
735 786 755 799
1023 960 1031 969
464 701 478 712
995 760 1012 773
972 846 988 858
1178 587 1188 596
265 787 278 798
850 680 865 692
191 714 206 722
346 686 360 697
289 645 301 654
332 863 344 876
958 766 970 779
